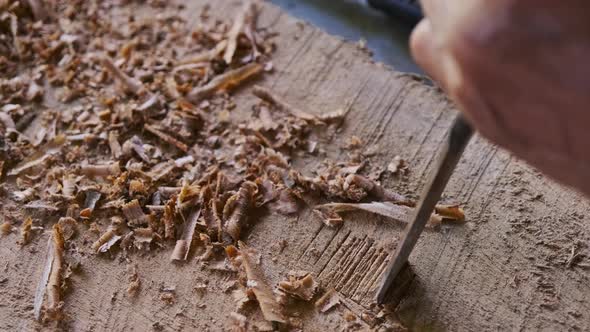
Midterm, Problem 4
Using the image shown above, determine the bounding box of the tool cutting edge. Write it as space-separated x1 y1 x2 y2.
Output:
376 114 473 304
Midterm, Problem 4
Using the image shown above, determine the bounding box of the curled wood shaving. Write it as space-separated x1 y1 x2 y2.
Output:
224 0 255 64
230 312 248 332
20 216 33 245
187 63 263 103
315 288 341 313
108 131 123 159
91 217 123 253
127 264 141 297
315 202 443 228
178 40 227 65
435 205 465 221
56 217 77 240
144 124 189 152
171 208 201 261
252 85 318 122
278 271 318 301
163 196 177 241
147 161 176 182
239 242 286 323
122 199 150 227
123 135 150 163
33 237 53 321
1 221 12 235
343 174 413 205
80 189 101 218
79 162 121 178
223 181 257 242
96 54 146 95
61 174 77 198
132 227 154 250
7 135 65 176
46 224 65 321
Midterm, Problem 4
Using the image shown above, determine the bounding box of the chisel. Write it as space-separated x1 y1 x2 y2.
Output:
376 114 473 304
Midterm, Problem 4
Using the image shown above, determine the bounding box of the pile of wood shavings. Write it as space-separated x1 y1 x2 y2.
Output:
0 0 463 329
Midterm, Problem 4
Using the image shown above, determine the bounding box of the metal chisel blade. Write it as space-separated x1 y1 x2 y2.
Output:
376 114 473 304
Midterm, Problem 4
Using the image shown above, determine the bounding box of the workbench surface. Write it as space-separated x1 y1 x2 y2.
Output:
2 1 589 331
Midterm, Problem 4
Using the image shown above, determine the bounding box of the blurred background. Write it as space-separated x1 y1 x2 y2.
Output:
269 0 422 73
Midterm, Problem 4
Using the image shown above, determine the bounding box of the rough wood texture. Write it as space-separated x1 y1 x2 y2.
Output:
1 1 589 331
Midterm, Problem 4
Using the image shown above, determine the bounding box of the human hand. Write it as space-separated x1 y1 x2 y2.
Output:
410 0 590 195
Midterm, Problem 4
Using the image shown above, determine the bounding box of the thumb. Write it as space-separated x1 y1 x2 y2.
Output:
410 19 462 94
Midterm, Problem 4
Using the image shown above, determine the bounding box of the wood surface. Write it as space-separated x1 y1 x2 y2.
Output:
2 1 590 331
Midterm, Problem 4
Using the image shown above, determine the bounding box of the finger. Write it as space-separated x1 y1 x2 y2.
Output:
419 0 448 29
410 19 444 84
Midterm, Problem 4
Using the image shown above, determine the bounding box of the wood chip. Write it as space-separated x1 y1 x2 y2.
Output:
187 63 263 102
252 85 318 122
1 221 12 235
171 208 201 261
144 124 189 152
224 0 255 64
435 204 465 222
315 288 341 313
122 199 150 226
96 54 146 95
315 202 443 228
278 271 318 301
33 236 53 321
108 131 123 159
45 224 65 321
127 264 141 297
239 242 286 323
223 182 257 242
79 162 121 178
20 216 33 245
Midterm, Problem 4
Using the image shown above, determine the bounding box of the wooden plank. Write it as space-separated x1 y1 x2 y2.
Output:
1 0 589 331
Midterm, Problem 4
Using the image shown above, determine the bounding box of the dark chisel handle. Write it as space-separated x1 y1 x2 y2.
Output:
367 0 423 24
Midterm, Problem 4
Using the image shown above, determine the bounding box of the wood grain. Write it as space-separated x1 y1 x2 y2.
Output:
1 1 589 331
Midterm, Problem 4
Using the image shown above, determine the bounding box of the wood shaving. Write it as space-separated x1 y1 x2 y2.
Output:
230 312 249 332
33 237 53 321
224 0 255 64
96 54 146 95
80 190 101 218
278 271 318 301
315 288 341 313
387 155 406 175
20 216 33 245
144 124 189 152
108 131 123 159
127 264 141 297
171 209 201 261
132 227 154 250
91 217 124 253
178 40 228 65
435 204 465 222
343 174 413 205
45 224 65 321
253 85 318 122
315 202 443 228
1 222 12 235
223 182 257 242
56 217 77 241
79 162 121 178
238 242 286 323
122 199 151 227
187 63 264 102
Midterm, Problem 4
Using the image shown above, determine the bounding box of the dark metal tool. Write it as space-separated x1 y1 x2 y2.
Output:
367 0 422 24
376 114 474 304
